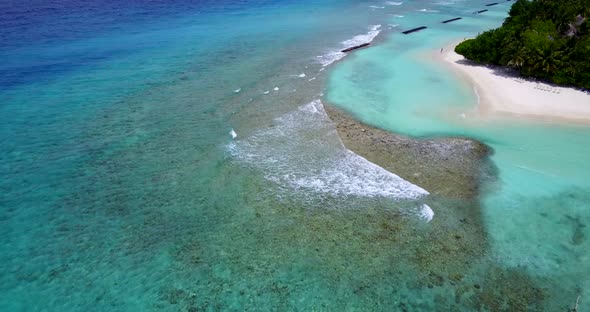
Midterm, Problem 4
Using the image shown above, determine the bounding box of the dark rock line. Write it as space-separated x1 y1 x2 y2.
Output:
402 26 428 34
382 1 507 35
442 17 462 24
341 43 371 53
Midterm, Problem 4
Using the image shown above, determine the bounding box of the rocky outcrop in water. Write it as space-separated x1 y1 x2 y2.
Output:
323 103 495 200
341 43 370 53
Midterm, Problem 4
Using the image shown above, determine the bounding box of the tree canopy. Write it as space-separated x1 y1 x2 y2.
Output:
455 0 590 89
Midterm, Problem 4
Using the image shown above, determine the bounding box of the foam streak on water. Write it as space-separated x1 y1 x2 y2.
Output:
316 25 382 67
228 100 428 203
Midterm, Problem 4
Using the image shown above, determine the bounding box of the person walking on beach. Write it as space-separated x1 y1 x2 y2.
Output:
440 48 443 53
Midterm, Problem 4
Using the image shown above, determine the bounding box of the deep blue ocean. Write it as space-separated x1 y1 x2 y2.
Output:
1 0 588 310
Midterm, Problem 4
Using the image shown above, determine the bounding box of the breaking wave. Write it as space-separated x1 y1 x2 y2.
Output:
316 25 381 67
228 100 430 214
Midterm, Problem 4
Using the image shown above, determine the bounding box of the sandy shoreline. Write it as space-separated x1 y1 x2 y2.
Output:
440 42 590 123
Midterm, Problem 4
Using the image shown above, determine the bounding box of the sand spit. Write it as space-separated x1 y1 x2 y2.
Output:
442 43 590 123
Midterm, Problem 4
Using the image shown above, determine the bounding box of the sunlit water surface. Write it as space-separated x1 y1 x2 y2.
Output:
328 0 590 309
2 0 588 310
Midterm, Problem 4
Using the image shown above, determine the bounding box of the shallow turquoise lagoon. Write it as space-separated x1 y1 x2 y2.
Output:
328 0 590 309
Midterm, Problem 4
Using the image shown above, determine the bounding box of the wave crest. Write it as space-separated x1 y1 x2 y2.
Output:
228 100 429 205
316 25 381 67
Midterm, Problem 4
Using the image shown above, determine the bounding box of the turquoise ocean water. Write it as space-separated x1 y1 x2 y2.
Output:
328 0 590 310
1 0 588 310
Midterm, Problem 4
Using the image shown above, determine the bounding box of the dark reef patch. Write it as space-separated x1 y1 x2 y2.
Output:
323 103 496 200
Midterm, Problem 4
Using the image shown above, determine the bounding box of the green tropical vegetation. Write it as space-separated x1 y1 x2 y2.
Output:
455 0 590 89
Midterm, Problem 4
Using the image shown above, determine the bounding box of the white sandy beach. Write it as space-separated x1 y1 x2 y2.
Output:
441 43 590 122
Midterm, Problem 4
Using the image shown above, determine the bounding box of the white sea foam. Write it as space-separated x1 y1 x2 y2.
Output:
385 1 403 5
419 8 440 12
369 5 385 9
317 25 382 67
316 52 346 67
228 100 429 211
234 88 241 93
298 72 306 78
308 77 316 82
263 90 270 94
419 204 434 222
392 14 405 17
435 1 456 5
341 25 381 47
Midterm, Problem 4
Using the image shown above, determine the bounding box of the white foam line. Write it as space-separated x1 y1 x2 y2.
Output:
228 99 430 219
419 8 440 12
316 25 382 67
515 164 558 178
419 204 434 222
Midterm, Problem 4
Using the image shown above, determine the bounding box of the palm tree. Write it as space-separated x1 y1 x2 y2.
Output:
534 48 562 74
508 46 529 68
508 55 525 68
